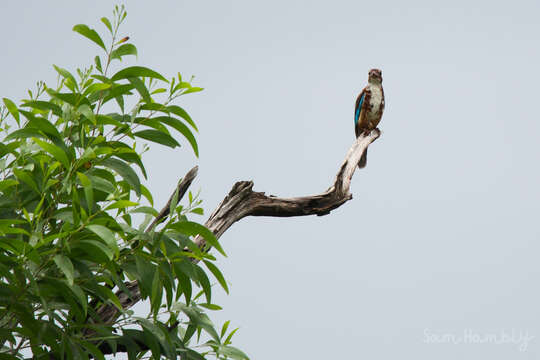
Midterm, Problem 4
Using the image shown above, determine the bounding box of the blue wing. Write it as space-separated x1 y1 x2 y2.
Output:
354 92 365 125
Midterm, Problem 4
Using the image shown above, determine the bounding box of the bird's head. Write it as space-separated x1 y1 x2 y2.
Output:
368 68 383 84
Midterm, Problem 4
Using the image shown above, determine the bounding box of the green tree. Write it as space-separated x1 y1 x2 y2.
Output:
0 6 247 360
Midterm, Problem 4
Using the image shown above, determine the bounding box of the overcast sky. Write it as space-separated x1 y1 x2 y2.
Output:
2 1 540 359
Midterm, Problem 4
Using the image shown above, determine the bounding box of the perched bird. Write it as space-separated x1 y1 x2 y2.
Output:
354 68 385 168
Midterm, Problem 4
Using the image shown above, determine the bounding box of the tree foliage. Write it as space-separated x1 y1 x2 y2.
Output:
0 6 247 360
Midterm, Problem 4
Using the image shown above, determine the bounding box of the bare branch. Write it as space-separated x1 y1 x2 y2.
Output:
195 128 381 246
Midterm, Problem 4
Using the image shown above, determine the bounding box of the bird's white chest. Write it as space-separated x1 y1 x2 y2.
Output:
368 84 383 115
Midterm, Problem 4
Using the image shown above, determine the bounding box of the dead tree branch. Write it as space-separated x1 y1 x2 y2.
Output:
195 128 381 247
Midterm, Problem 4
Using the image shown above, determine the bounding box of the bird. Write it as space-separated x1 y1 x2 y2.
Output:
354 68 385 168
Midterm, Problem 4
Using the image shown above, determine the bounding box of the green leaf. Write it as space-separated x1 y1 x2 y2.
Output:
220 320 231 339
134 117 169 133
224 327 240 345
21 100 62 116
130 206 158 216
52 208 74 224
176 271 192 305
94 56 103 73
128 77 151 103
170 186 180 219
100 17 113 34
86 283 123 310
111 44 138 60
69 283 88 317
134 255 155 300
134 129 180 148
218 345 250 360
105 200 138 210
141 184 154 206
20 110 63 140
73 240 113 261
53 65 79 91
151 88 167 95
84 82 111 96
13 168 40 193
77 172 92 187
141 104 198 132
108 145 147 179
101 158 141 196
81 340 105 360
194 265 212 303
173 81 191 92
182 87 204 95
86 224 119 256
0 179 18 192
136 318 176 360
172 303 220 342
91 74 111 84
79 147 96 164
3 97 20 125
166 105 198 131
150 269 162 317
87 174 115 194
95 114 122 129
0 226 29 237
168 221 226 256
46 89 90 107
54 255 75 286
199 303 222 311
111 66 168 82
203 260 229 294
101 85 135 104
4 128 44 141
158 116 199 156
77 172 94 211
33 138 70 169
114 97 124 115
78 104 96 124
191 208 204 215
73 24 107 51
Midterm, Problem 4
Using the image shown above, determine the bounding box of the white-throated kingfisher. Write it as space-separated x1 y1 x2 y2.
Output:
354 68 385 168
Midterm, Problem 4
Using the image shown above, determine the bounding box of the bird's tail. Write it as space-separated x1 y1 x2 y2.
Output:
358 149 367 169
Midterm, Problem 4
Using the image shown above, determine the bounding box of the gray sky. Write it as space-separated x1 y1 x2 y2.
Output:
2 1 540 359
